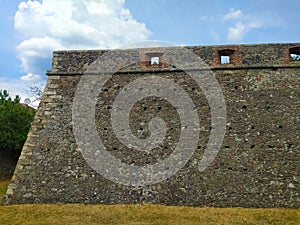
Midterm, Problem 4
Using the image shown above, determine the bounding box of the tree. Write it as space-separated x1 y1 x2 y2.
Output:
28 82 45 104
0 90 36 160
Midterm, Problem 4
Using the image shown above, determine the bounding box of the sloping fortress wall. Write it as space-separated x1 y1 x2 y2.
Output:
3 43 300 207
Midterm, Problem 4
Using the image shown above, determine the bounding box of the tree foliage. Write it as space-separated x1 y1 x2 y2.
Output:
0 90 36 158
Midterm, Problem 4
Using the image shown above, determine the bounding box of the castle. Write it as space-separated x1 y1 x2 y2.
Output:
3 43 300 207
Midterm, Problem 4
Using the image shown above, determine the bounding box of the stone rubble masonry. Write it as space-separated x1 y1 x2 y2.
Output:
3 43 300 207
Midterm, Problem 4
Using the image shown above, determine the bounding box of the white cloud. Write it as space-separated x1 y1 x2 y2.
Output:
21 73 42 81
223 9 243 20
16 36 65 79
227 20 262 42
86 1 115 14
14 0 151 81
0 77 41 108
227 22 247 42
248 21 262 29
223 9 262 42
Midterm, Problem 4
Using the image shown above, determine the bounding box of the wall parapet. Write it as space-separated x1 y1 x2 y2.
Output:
49 43 300 74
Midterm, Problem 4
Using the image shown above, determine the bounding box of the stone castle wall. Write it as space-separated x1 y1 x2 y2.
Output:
3 43 300 207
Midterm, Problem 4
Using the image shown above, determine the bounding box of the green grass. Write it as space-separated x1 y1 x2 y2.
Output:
0 180 299 225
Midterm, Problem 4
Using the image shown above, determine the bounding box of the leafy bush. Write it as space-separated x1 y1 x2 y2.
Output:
0 90 36 159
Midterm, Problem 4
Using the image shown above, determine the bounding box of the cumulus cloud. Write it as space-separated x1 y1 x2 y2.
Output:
227 22 246 42
0 77 40 108
227 20 262 42
14 0 151 81
16 36 64 78
223 9 262 42
21 73 41 81
223 9 242 20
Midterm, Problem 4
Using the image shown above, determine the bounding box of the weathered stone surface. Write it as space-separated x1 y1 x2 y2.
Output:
3 43 300 207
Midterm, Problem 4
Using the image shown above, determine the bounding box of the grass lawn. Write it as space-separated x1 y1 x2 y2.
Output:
0 180 299 225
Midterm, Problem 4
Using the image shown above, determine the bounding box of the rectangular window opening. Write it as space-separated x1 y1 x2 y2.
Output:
290 53 300 61
151 56 160 65
221 55 230 64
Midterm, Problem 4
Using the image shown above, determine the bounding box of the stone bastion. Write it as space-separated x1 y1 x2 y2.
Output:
3 43 300 207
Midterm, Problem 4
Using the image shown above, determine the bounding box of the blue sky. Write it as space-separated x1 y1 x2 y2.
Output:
1 0 300 105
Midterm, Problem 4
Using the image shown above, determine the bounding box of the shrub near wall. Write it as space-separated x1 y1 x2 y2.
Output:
0 90 36 179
